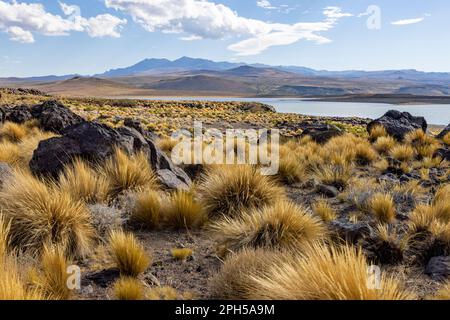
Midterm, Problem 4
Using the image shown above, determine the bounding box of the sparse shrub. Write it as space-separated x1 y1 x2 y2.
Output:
34 245 71 300
171 248 193 261
198 165 286 218
354 143 378 165
369 125 388 141
102 148 159 197
88 204 123 237
164 190 205 229
210 201 326 253
249 243 415 300
369 193 396 224
59 158 110 203
108 229 151 277
0 122 27 142
210 248 283 299
113 277 145 300
312 163 352 190
390 144 415 163
405 129 440 159
0 170 94 257
374 136 396 154
312 199 337 222
131 190 162 230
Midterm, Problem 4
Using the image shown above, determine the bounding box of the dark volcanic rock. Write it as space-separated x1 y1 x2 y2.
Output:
84 268 120 288
316 184 340 198
123 117 159 141
301 123 343 144
31 100 84 134
436 148 450 161
425 256 450 280
240 102 276 113
329 219 370 244
437 123 450 139
367 110 427 140
4 105 33 124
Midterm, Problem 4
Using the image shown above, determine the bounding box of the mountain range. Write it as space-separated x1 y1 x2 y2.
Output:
1 57 450 97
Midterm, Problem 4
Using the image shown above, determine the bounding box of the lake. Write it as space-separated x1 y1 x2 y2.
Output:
137 97 450 125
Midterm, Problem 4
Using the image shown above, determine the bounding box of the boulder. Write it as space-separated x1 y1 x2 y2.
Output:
436 148 450 161
4 105 33 124
316 184 340 198
329 219 370 244
425 256 450 281
367 110 427 140
437 124 450 139
31 100 84 134
301 123 343 144
240 102 276 113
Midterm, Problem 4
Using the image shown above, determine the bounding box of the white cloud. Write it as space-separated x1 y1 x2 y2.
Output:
257 1 276 10
105 0 351 56
0 1 126 43
391 17 424 26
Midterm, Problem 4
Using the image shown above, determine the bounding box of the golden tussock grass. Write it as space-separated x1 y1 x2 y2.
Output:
58 158 110 204
131 189 162 230
312 162 352 190
198 165 286 218
33 245 71 300
147 286 179 300
405 130 440 159
429 281 450 300
434 185 450 205
0 214 11 259
443 132 450 146
277 152 306 184
390 144 415 163
354 143 378 165
312 199 338 222
113 277 145 300
0 170 94 257
210 248 284 299
210 201 326 253
249 243 415 300
108 229 151 277
101 148 159 197
0 141 20 165
0 122 27 142
157 137 179 155
373 136 396 154
369 193 396 224
369 125 388 141
171 248 193 261
163 190 205 229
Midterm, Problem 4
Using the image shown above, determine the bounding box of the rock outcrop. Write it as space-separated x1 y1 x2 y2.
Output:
301 123 343 144
31 100 84 134
437 123 450 139
367 110 427 140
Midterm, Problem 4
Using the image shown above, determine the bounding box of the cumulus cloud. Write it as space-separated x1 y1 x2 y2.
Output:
391 17 424 26
257 0 276 10
0 1 127 43
105 0 351 56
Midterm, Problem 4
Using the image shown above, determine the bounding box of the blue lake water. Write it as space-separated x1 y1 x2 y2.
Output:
137 97 450 125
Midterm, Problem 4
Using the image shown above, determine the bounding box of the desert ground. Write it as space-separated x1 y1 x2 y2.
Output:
0 87 449 300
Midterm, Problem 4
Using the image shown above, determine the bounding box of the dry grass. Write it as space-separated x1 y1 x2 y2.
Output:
405 129 440 159
369 193 396 224
171 248 193 261
312 162 352 190
434 185 450 205
430 281 450 300
102 148 159 197
0 170 94 257
369 125 388 141
390 144 415 163
0 122 27 142
58 158 110 203
198 165 286 219
34 245 71 300
210 248 284 299
0 214 10 258
249 243 415 300
113 277 145 300
158 137 179 155
443 132 450 146
354 143 378 165
277 152 305 184
374 136 396 154
131 190 162 230
210 201 326 253
108 229 151 277
163 190 205 229
147 286 179 300
312 199 338 222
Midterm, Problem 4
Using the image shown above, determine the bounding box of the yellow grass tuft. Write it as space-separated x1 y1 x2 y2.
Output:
109 229 151 277
164 190 205 229
390 144 415 163
354 143 378 165
277 152 306 184
0 170 94 257
369 125 388 141
131 189 162 229
210 201 326 253
102 148 159 197
171 248 193 261
443 132 450 146
157 137 179 155
374 136 396 154
0 122 27 142
312 162 352 190
369 193 396 224
113 277 145 300
0 214 11 259
147 286 179 300
198 165 286 218
249 243 415 300
58 158 110 203
312 199 338 222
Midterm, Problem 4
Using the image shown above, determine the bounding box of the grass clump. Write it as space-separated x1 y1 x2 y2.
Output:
369 193 396 224
109 230 151 277
373 136 396 155
369 125 388 141
113 277 145 300
312 199 338 222
164 190 205 229
249 243 415 300
171 248 193 261
443 132 450 146
198 165 286 219
210 201 326 253
131 190 162 230
390 144 415 163
0 122 27 142
0 170 94 257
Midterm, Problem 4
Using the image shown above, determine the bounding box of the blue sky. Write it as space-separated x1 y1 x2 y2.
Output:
0 0 449 77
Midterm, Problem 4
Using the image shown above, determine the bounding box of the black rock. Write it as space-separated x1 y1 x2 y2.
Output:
436 148 450 161
31 100 84 134
367 110 427 140
84 268 120 288
4 105 33 124
301 123 343 144
437 123 450 139
316 184 340 197
425 256 450 281
329 220 370 244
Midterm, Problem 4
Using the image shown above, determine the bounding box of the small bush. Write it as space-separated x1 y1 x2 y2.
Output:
390 145 415 163
312 199 338 222
131 190 162 230
113 277 145 300
369 125 388 141
109 230 151 277
369 193 396 224
171 248 193 261
0 122 27 142
374 136 396 154
164 190 205 229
